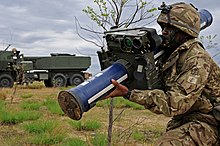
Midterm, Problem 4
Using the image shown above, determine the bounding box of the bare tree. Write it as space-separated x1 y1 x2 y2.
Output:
76 0 157 49
76 0 157 145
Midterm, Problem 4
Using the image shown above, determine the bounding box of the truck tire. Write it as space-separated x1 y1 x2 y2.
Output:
0 74 14 88
70 74 84 86
51 73 67 87
44 79 53 87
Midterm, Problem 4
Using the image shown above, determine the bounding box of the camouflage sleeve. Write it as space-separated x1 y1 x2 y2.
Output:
129 54 212 117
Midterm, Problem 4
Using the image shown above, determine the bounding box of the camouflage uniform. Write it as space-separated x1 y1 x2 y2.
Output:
128 2 220 146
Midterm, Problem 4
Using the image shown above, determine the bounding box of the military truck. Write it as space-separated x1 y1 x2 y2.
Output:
0 46 23 88
0 47 91 88
24 53 91 87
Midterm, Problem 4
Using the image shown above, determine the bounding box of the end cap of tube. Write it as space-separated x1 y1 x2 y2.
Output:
58 91 83 120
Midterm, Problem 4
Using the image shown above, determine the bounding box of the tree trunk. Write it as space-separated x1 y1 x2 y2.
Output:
107 98 114 146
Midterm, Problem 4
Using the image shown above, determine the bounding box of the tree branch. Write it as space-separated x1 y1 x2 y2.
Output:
75 17 103 48
125 0 140 27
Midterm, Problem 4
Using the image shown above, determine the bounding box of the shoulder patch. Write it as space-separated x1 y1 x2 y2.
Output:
187 76 198 84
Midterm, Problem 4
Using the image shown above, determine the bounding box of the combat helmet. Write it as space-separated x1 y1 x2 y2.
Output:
157 2 200 37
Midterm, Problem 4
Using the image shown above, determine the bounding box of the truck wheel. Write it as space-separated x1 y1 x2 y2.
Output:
51 73 67 87
0 74 14 88
44 79 53 87
70 74 84 86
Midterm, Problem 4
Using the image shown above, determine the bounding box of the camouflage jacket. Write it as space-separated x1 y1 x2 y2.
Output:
129 38 220 122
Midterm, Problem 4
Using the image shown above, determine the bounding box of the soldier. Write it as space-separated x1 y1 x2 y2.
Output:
12 48 17 53
106 2 220 146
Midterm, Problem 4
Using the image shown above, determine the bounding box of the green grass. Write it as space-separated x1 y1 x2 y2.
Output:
69 119 101 131
20 81 45 89
23 120 59 134
0 95 41 125
132 130 145 142
20 93 33 99
0 87 169 145
43 98 64 115
69 120 83 130
30 132 65 145
92 133 107 146
96 97 144 110
0 110 41 124
20 100 42 110
23 120 66 145
123 99 145 110
0 100 6 111
83 120 102 131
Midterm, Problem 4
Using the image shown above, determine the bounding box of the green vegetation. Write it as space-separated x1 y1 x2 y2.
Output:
92 133 108 146
0 110 41 124
0 86 168 145
96 97 144 110
0 99 5 111
23 120 66 145
83 120 102 131
43 98 64 115
69 119 101 131
30 132 65 145
20 82 45 89
20 100 42 110
132 130 145 142
23 120 59 133
69 120 83 130
20 93 33 98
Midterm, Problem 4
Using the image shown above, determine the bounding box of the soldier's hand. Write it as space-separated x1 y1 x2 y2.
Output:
104 79 129 99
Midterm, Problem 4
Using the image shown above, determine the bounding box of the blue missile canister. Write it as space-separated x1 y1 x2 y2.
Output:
199 9 213 30
58 59 131 120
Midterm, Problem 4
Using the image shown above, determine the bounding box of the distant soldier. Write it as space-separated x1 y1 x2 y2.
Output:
106 2 220 145
12 48 17 54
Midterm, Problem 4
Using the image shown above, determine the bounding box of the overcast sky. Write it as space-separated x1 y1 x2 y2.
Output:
0 0 219 74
